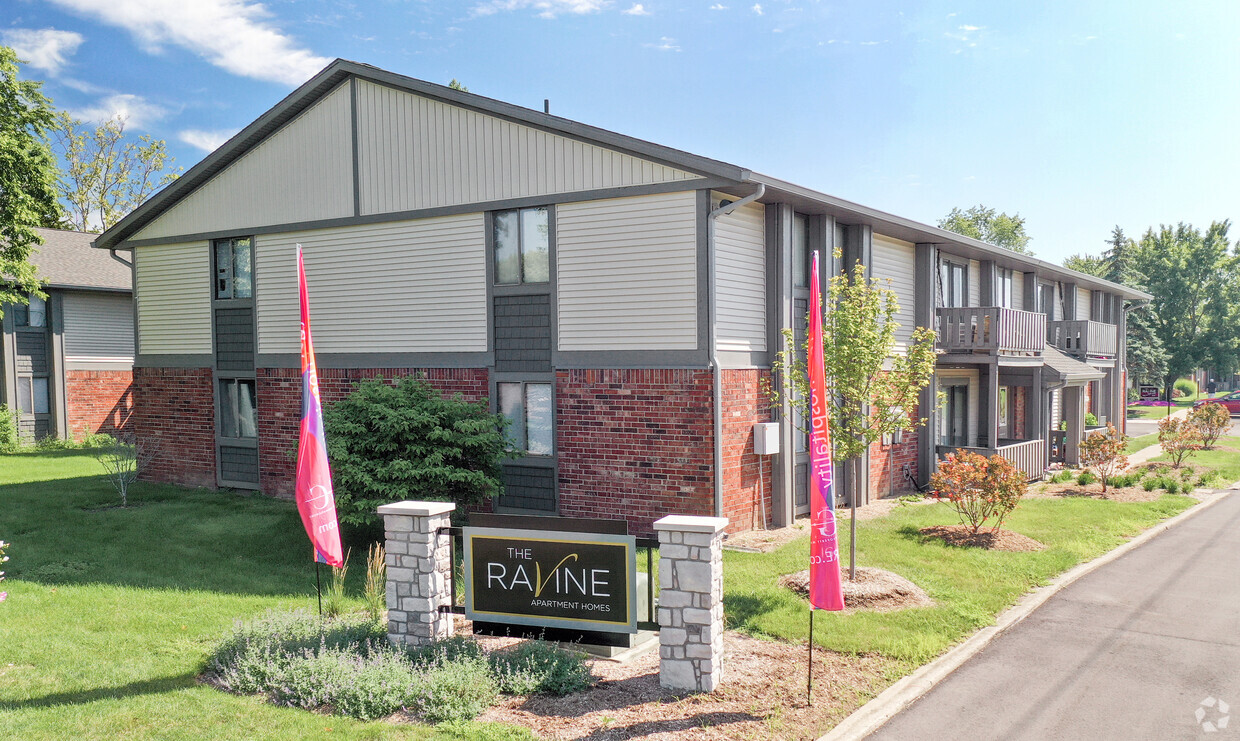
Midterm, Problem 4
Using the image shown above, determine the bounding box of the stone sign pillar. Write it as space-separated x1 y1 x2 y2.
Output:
654 515 728 692
378 500 455 647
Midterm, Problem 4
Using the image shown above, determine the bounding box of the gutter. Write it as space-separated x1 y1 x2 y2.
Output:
706 183 765 518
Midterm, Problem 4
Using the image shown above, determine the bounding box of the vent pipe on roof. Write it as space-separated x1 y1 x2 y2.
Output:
544 99 550 114
707 183 765 519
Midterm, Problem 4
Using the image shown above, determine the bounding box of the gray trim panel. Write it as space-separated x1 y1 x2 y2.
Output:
135 353 213 368
551 349 710 370
255 352 494 369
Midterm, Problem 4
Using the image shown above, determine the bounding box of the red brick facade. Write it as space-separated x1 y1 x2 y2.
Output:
133 367 216 488
255 367 490 498
720 369 774 532
867 402 920 499
1013 386 1028 439
556 369 715 535
65 369 134 441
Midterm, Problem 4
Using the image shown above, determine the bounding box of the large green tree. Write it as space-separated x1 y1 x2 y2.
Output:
938 204 1033 255
1133 221 1239 398
53 112 180 233
0 46 60 314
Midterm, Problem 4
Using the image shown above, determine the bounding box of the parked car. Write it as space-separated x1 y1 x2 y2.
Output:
1195 392 1240 415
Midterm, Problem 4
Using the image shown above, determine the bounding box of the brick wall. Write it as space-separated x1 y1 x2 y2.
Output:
720 369 773 532
133 367 216 488
65 369 134 441
1014 386 1028 439
556 369 714 535
868 402 920 499
255 368 489 497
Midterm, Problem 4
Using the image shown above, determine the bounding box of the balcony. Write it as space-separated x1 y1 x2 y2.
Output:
937 307 1046 356
936 438 1046 482
1048 320 1118 360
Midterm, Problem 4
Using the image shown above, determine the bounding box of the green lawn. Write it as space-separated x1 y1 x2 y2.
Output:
1127 389 1228 420
723 494 1195 666
1147 436 1240 485
0 450 531 741
1126 433 1160 454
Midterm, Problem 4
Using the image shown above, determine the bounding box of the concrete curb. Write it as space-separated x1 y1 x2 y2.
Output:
819 488 1236 741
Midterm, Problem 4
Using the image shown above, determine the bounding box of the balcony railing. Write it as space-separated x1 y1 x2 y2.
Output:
1048 320 1118 360
936 438 1046 482
937 307 1046 356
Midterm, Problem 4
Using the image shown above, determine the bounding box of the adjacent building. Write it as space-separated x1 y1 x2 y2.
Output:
2 228 135 441
93 60 1149 533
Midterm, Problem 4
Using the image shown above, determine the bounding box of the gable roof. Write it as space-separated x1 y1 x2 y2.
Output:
30 228 131 292
94 59 1149 302
1042 346 1106 385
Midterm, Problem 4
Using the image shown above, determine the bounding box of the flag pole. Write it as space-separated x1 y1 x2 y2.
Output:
315 559 323 616
807 608 815 706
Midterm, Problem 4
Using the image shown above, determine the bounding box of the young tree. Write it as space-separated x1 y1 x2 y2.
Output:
0 46 61 315
52 112 181 232
771 255 938 576
1188 402 1230 450
938 205 1033 255
1078 423 1129 493
930 449 1027 534
1158 416 1202 469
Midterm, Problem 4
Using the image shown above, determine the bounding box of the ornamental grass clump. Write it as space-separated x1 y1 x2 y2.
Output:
930 449 1027 535
363 543 386 624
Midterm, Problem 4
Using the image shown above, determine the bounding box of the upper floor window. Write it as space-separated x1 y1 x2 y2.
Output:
494 207 549 285
214 237 253 299
940 260 967 308
12 294 46 328
998 268 1014 308
792 214 810 288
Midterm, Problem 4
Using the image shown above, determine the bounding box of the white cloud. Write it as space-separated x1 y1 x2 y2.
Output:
644 35 680 51
45 0 330 86
72 94 168 129
1 28 84 76
472 0 609 18
958 24 980 31
709 3 727 8
751 3 763 14
179 128 239 153
622 3 650 14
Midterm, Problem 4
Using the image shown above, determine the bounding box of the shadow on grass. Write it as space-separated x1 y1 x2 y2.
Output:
724 593 792 631
0 672 199 710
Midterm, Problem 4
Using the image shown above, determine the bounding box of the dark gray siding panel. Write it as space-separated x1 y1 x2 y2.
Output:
215 306 255 371
494 294 551 372
498 465 556 512
219 445 260 484
15 332 49 374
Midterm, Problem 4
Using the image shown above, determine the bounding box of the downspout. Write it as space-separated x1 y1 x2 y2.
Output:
707 184 765 518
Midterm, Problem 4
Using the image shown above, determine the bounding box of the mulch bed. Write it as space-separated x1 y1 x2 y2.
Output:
778 567 934 612
472 631 896 740
919 524 1045 552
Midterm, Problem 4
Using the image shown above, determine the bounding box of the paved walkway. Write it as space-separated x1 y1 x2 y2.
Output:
867 490 1240 740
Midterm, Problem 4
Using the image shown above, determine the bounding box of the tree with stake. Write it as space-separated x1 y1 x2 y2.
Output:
1078 423 1129 494
771 251 938 579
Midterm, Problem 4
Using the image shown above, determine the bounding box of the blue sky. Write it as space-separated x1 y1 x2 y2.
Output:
5 0 1238 263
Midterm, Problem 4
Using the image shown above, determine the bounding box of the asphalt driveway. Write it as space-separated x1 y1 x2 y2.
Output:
867 491 1240 740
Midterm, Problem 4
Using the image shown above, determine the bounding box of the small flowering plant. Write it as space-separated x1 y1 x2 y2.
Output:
0 539 8 602
930 450 1027 534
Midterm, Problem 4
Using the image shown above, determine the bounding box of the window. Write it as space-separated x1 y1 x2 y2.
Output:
218 379 257 438
214 237 253 299
494 207 549 285
15 377 49 415
998 269 1014 308
997 386 1010 437
940 260 968 308
941 384 968 447
12 294 46 328
498 381 553 456
792 214 810 288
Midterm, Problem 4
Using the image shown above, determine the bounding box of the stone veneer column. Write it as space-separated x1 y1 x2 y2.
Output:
378 501 455 647
654 514 728 692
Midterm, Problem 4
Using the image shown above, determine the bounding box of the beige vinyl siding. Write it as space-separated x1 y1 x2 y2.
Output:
1076 286 1092 320
1012 271 1024 310
938 368 980 447
714 196 765 354
556 192 697 351
255 215 488 355
968 259 982 307
1052 284 1063 320
63 291 134 359
355 80 703 217
132 84 353 241
872 234 917 353
134 242 212 355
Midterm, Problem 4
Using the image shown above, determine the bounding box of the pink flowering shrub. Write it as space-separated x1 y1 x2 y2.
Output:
930 450 1027 534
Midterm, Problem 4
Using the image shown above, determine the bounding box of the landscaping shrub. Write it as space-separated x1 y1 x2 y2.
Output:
1142 477 1159 492
1158 417 1202 468
323 376 510 533
488 640 594 696
0 407 18 453
930 449 1027 534
1198 471 1220 488
1163 480 1180 494
1078 424 1129 492
1050 470 1074 484
1085 412 1099 427
407 655 498 724
1189 402 1230 450
1076 471 1097 486
1174 378 1198 398
406 635 485 668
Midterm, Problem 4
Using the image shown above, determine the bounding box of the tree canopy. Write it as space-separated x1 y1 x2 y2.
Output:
0 46 61 313
938 205 1033 255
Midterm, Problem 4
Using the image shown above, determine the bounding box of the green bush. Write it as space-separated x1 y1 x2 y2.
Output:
323 376 511 532
1163 480 1180 494
1142 477 1159 492
1050 470 1074 484
488 640 594 696
408 656 498 724
1174 378 1198 398
1085 412 1099 427
1198 471 1219 488
1076 471 1097 486
406 635 485 668
0 406 18 453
